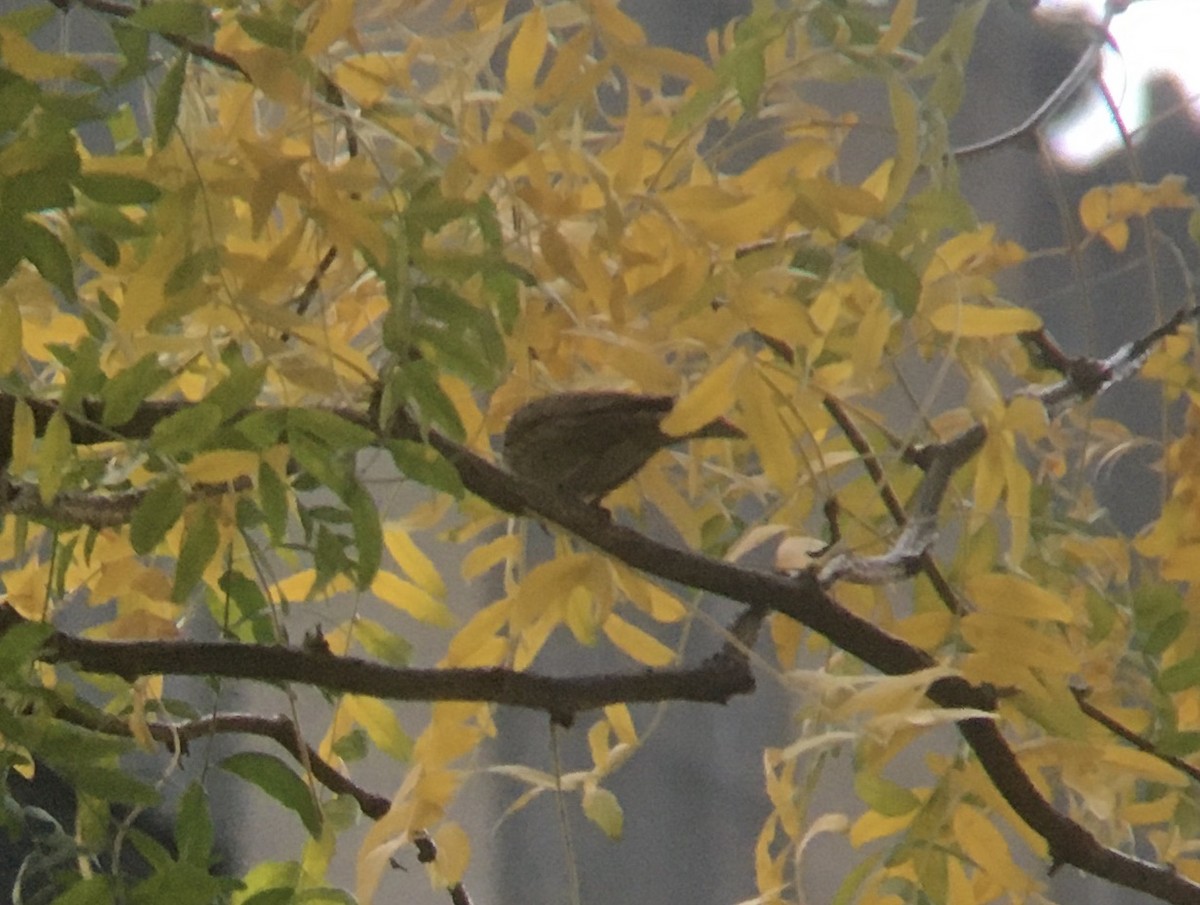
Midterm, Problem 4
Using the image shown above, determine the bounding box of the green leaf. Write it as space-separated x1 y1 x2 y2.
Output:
47 875 116 905
286 409 376 451
854 772 920 817
385 440 463 497
54 762 160 805
129 862 224 905
1158 731 1200 758
73 173 161 205
859 241 920 317
101 353 172 427
111 22 152 84
257 462 289 543
235 408 287 449
289 430 351 497
1159 654 1200 694
130 479 187 554
733 44 765 112
1142 610 1188 657
17 218 75 300
164 247 219 296
154 52 188 148
128 1 212 38
149 403 223 457
345 481 381 589
349 617 411 667
206 362 266 420
171 505 220 602
412 284 506 385
176 783 214 868
237 14 304 51
0 621 52 684
36 410 72 503
330 728 369 762
218 569 268 624
0 4 58 32
388 361 464 441
313 524 351 590
221 752 322 838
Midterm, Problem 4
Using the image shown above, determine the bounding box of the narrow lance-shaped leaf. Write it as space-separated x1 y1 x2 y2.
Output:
130 480 187 554
154 52 188 148
172 504 220 602
221 752 322 838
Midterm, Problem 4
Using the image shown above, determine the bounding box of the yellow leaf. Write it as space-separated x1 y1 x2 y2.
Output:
564 584 599 645
1101 746 1190 787
952 807 1029 893
506 7 548 96
346 695 411 761
849 808 911 847
511 552 599 632
602 613 674 666
429 822 471 887
1079 185 1110 233
1003 445 1031 566
960 613 1078 675
10 398 33 476
384 524 447 597
660 353 745 437
0 298 21 375
604 704 637 745
877 0 917 55
0 27 83 80
588 719 612 771
1101 220 1129 252
929 304 1041 337
183 450 260 484
969 432 1006 532
1119 794 1179 826
737 366 797 490
334 54 398 107
304 0 356 55
885 79 919 210
372 572 457 628
444 599 510 667
582 785 623 839
590 0 645 46
460 533 520 581
966 574 1074 623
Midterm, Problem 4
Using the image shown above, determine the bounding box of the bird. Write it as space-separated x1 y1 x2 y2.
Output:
501 391 744 500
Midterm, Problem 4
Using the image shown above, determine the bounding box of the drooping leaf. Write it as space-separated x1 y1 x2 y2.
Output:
221 752 322 838
153 52 188 148
127 1 212 38
101 354 172 427
171 505 220 601
130 479 187 554
149 403 223 457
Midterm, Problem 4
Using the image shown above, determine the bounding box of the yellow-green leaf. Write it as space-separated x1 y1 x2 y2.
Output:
582 785 624 839
602 613 674 666
929 304 1041 337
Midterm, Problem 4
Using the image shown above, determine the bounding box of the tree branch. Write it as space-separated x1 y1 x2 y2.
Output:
0 605 755 726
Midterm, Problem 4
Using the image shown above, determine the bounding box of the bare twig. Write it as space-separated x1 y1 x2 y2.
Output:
1071 687 1200 786
821 396 963 610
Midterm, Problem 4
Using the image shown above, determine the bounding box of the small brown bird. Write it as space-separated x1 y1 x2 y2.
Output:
501 391 744 499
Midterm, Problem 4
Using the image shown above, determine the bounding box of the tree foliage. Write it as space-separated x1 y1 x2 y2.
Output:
1 0 1200 903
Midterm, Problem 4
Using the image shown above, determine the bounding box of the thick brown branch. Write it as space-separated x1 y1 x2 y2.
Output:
0 605 754 725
